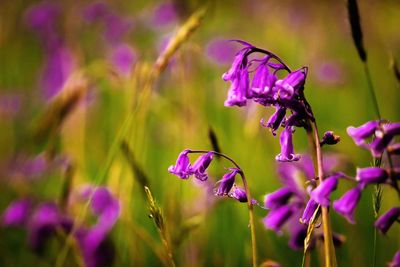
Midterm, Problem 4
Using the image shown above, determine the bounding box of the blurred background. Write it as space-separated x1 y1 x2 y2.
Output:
0 0 399 266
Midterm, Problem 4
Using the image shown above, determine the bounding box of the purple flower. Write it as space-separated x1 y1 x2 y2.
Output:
189 152 214 181
276 127 300 162
77 186 120 267
310 175 340 207
168 149 191 179
374 207 400 234
264 188 293 209
251 59 277 97
261 106 286 135
389 250 400 267
263 205 294 233
109 44 136 76
356 167 389 188
2 199 31 226
222 48 249 82
347 120 379 147
300 199 319 224
224 68 250 107
216 168 240 196
380 122 400 137
28 202 61 251
333 186 362 224
230 187 248 202
274 68 306 99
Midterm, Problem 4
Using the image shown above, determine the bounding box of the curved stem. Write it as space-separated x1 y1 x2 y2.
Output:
310 123 337 267
188 150 258 267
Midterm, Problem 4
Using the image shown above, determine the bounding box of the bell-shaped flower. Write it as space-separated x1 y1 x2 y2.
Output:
346 120 379 147
168 149 191 179
300 199 319 224
230 187 248 203
356 167 389 188
224 68 249 107
333 186 362 224
274 68 306 99
261 106 286 135
216 168 240 196
189 152 214 181
222 49 248 82
263 205 294 233
264 187 293 209
310 175 340 207
276 127 300 162
374 207 400 234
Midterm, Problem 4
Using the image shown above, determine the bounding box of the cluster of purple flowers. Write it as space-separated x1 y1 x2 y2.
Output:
1 186 120 267
348 120 400 265
222 41 315 162
168 150 249 203
263 155 345 250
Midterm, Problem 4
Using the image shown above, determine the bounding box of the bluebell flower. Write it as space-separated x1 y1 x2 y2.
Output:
263 205 294 233
216 168 240 196
264 187 293 209
333 186 362 224
276 127 300 162
355 167 389 189
189 152 214 181
168 149 191 179
374 207 400 234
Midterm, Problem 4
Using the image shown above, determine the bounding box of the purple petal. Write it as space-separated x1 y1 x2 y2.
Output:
356 167 389 188
346 120 379 146
333 186 362 224
310 175 339 207
275 127 300 162
263 205 294 232
189 152 214 181
168 149 191 179
216 168 240 196
2 199 32 226
264 188 293 209
374 207 400 234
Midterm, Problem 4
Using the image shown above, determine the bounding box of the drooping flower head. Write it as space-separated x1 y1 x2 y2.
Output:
332 186 362 224
216 168 240 196
222 41 312 162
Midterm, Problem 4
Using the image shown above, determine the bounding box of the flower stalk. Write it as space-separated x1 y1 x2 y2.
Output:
309 122 337 267
188 150 258 267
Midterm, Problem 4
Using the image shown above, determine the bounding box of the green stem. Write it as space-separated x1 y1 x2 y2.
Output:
188 150 258 267
363 63 381 120
310 123 337 267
